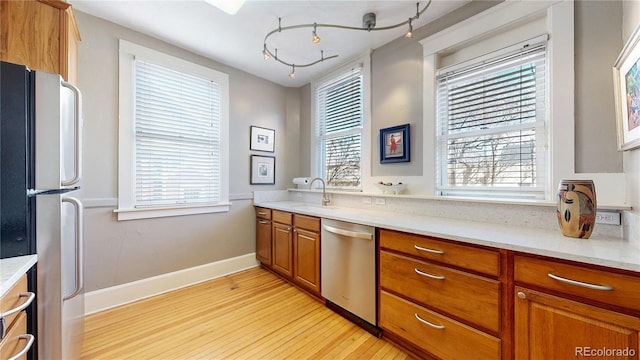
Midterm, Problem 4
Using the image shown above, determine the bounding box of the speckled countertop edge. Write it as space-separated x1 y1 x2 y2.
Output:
1 255 37 297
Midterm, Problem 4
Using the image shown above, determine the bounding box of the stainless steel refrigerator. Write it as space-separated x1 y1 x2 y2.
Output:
1 61 84 360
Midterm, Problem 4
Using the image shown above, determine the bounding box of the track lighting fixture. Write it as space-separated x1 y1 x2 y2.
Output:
405 18 413 38
312 23 321 44
262 1 431 78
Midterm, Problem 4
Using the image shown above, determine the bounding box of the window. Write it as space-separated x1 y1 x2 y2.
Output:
436 39 547 199
314 66 364 189
117 40 229 220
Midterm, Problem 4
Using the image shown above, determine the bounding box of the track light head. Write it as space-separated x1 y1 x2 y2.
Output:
312 23 321 44
405 18 413 38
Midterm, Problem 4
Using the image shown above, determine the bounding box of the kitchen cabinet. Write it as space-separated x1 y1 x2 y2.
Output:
254 207 321 297
292 214 321 295
0 274 35 360
271 210 293 278
379 229 502 360
0 0 81 84
255 207 272 266
514 255 640 360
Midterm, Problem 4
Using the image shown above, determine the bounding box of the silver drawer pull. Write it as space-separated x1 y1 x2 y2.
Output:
8 334 35 360
258 220 270 224
414 244 444 254
547 273 613 291
257 212 268 216
414 313 445 329
414 268 445 280
1 292 36 319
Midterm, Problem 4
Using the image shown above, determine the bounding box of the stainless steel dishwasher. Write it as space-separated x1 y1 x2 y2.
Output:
321 218 376 328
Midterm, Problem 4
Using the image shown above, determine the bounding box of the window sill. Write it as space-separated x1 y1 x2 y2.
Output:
114 202 231 221
286 188 631 211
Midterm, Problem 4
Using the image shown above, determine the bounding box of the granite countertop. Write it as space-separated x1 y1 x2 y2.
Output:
254 200 640 273
0 255 37 297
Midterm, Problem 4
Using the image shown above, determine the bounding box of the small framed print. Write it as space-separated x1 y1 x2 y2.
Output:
250 126 275 152
380 124 410 163
614 23 640 151
250 155 275 185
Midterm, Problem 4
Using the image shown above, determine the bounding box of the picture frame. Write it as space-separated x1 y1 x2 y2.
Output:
250 126 275 152
380 124 410 163
613 24 640 151
250 155 275 185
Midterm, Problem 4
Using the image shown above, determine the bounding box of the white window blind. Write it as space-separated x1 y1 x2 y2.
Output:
134 59 221 207
436 41 547 199
316 67 363 188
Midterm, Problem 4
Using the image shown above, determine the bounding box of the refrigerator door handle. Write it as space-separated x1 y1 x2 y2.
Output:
60 81 82 187
62 197 84 301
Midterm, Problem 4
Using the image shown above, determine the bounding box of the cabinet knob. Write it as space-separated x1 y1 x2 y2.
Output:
517 291 526 299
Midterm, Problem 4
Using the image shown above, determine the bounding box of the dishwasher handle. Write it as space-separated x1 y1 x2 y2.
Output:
323 224 373 240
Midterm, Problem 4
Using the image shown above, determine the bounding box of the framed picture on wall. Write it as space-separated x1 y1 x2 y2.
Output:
613 23 640 151
380 124 410 163
250 126 275 152
250 155 275 185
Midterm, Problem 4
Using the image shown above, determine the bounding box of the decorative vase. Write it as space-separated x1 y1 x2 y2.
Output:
556 180 597 239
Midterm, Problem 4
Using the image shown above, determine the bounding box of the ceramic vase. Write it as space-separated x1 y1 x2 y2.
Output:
556 180 597 239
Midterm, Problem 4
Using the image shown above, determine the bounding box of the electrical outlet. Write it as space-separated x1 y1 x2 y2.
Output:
362 197 372 204
375 198 386 205
296 192 303 198
595 211 621 225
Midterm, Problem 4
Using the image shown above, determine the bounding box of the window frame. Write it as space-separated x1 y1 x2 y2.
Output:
116 40 230 220
420 1 576 202
311 55 371 191
435 38 548 199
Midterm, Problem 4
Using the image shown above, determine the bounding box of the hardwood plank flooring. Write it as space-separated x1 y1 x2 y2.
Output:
81 267 412 359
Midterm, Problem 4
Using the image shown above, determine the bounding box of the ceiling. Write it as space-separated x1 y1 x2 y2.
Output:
70 0 469 87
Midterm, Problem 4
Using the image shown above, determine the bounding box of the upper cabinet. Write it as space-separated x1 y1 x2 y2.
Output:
1 0 81 84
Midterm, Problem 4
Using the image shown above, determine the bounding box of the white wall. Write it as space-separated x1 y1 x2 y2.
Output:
76 12 300 292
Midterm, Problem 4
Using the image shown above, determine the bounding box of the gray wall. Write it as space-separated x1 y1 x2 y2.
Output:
574 0 623 173
301 0 623 178
76 12 299 292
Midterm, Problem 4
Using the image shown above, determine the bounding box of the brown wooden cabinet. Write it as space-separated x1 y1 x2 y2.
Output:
379 229 502 360
255 207 321 297
1 0 81 84
293 214 321 294
515 287 640 360
255 207 272 266
514 255 640 360
0 275 34 360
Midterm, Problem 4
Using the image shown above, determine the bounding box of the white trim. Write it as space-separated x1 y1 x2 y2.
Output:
114 202 232 221
310 52 372 186
116 39 230 220
420 0 575 202
84 253 260 315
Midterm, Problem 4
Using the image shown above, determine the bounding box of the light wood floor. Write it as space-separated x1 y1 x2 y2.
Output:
81 267 412 359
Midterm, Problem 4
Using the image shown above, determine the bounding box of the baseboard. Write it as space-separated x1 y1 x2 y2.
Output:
84 253 260 315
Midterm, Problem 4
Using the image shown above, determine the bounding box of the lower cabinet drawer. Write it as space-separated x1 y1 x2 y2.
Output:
380 251 500 333
380 291 501 360
0 312 30 360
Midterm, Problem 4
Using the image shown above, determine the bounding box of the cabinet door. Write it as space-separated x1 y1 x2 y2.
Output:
293 228 320 294
272 223 293 278
256 219 272 266
515 287 640 360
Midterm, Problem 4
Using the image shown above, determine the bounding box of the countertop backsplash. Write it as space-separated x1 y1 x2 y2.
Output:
254 189 624 240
